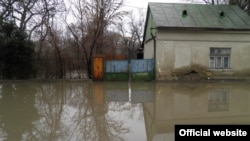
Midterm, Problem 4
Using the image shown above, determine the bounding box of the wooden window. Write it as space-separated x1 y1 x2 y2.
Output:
209 48 231 69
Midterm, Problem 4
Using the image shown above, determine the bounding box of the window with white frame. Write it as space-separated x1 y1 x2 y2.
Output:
209 48 231 69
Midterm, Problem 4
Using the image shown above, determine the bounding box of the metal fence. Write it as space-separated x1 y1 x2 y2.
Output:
104 59 154 81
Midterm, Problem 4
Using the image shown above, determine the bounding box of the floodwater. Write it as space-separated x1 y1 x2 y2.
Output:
0 80 250 141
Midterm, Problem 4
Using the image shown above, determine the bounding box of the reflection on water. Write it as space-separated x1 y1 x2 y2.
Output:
0 82 38 141
208 88 229 112
145 82 250 141
0 81 249 141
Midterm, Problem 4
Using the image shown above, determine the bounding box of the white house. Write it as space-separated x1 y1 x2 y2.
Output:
143 3 250 80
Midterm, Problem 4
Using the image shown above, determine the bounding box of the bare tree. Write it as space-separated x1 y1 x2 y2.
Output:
0 0 65 39
0 0 16 20
65 0 126 79
203 0 229 5
232 0 250 14
118 11 145 61
29 0 66 79
202 0 250 14
44 1 64 78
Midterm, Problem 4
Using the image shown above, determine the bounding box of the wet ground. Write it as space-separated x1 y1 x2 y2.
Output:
0 80 250 141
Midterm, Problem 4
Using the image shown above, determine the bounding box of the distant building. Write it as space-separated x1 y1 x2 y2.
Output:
143 3 250 80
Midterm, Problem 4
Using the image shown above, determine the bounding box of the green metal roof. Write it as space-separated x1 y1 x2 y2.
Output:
148 3 250 30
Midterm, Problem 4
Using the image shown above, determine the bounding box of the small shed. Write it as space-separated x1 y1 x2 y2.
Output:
143 3 250 80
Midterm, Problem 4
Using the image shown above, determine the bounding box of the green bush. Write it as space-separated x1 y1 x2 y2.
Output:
0 22 35 79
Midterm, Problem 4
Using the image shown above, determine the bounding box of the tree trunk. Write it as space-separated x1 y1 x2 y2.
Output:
48 27 64 79
54 44 64 79
87 58 92 79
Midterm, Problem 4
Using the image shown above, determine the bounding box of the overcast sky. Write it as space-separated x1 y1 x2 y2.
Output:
124 0 203 10
121 0 204 18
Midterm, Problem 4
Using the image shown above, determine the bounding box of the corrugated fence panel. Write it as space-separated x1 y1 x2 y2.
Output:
131 59 154 81
105 60 128 73
130 59 154 73
105 60 129 81
105 59 154 81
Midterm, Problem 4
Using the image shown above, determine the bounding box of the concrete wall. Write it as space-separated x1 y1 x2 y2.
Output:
144 30 250 80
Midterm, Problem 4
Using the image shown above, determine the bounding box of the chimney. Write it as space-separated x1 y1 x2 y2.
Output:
220 11 225 17
182 10 188 17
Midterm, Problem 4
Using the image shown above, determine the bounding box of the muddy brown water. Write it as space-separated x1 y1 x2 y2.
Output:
0 80 249 141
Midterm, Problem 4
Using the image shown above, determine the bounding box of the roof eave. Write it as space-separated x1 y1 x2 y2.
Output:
157 26 250 31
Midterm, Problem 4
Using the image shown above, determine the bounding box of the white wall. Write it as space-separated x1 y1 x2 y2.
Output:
144 39 154 59
144 30 250 80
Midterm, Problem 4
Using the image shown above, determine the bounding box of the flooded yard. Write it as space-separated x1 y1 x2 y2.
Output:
0 80 250 141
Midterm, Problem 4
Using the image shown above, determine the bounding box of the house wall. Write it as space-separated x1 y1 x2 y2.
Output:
144 30 250 80
144 9 157 42
144 40 154 59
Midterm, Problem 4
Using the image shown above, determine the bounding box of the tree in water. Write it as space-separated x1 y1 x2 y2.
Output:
65 0 126 79
0 21 35 79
